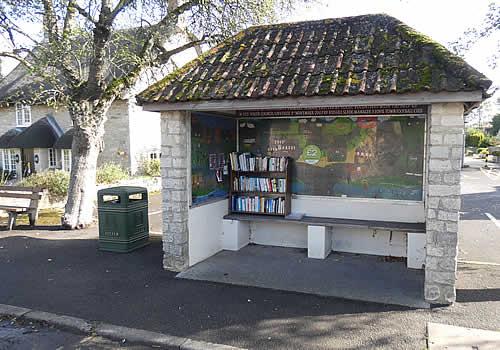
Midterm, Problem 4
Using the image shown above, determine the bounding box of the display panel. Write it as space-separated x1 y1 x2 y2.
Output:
191 113 236 205
238 116 425 201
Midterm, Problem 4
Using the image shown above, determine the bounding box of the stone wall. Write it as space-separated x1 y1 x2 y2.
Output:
0 101 135 172
161 111 190 271
424 102 464 305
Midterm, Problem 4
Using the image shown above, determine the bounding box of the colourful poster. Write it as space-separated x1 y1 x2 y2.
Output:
191 113 236 205
238 116 425 201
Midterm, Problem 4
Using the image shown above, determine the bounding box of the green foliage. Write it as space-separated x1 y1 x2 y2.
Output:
19 170 70 202
96 163 129 184
466 129 492 147
491 151 500 157
140 159 161 177
478 148 489 155
491 114 500 136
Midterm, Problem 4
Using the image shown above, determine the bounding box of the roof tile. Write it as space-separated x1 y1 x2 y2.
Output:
138 14 492 104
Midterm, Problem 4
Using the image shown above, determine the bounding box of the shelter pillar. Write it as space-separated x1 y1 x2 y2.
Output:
424 103 464 305
160 110 190 272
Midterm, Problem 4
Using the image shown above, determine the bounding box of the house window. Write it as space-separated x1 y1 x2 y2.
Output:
1 149 16 173
149 152 161 160
48 148 56 168
62 149 71 172
15 104 32 126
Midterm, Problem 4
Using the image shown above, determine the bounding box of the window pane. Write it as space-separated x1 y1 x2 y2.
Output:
238 116 425 201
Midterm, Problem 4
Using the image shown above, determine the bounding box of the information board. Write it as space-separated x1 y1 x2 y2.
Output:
238 116 425 201
191 113 236 205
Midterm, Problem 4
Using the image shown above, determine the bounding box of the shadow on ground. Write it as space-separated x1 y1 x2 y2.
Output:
0 233 429 349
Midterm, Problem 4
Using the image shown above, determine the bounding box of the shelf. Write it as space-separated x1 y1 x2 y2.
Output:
231 191 286 197
229 210 285 217
232 171 286 177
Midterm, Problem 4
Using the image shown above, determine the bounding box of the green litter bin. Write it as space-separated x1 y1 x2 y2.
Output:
97 186 149 252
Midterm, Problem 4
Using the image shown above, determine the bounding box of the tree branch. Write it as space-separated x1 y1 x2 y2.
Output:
72 3 97 24
0 51 34 70
109 0 134 22
42 0 59 42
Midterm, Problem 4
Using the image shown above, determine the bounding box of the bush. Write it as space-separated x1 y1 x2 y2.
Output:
140 158 161 177
96 163 129 184
19 170 70 202
466 129 485 147
492 151 500 157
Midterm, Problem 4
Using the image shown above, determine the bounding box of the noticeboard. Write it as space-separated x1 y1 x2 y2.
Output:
238 115 425 201
191 113 236 205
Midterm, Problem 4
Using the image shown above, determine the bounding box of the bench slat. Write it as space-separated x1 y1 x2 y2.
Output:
223 213 426 233
0 192 42 200
0 186 43 193
0 206 34 211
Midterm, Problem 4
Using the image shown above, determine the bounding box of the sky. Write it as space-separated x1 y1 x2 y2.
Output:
1 0 498 117
285 0 498 84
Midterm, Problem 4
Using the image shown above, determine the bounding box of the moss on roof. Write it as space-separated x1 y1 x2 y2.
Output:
138 14 492 104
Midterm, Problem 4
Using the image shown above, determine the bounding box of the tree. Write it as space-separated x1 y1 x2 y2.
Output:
0 0 301 228
466 129 485 148
491 114 500 136
448 2 499 70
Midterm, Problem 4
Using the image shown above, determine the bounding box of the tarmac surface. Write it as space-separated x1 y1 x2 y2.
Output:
0 159 498 349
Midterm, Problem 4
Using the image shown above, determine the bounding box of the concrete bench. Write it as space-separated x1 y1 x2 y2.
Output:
0 186 43 230
222 213 426 268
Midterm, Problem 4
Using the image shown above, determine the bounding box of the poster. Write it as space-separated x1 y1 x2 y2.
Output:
191 113 236 205
238 116 425 201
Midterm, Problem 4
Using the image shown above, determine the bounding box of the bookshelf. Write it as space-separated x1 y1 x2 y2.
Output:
228 152 292 217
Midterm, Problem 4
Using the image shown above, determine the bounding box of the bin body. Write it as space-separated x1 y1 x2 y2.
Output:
97 186 149 252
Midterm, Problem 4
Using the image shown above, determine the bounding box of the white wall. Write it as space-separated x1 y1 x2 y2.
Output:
33 148 49 173
245 195 421 256
188 199 228 266
292 195 425 223
128 99 161 174
250 222 308 248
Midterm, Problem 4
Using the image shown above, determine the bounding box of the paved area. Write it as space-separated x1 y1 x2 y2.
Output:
0 167 498 349
427 322 500 350
0 318 150 350
178 245 428 308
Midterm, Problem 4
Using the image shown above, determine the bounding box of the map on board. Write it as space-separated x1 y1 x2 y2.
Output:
191 113 236 205
238 116 425 201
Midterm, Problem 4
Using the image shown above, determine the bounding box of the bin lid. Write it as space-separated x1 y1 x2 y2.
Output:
97 186 147 196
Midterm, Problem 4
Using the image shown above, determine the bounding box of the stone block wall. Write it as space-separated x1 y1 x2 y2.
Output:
161 111 190 272
424 103 464 305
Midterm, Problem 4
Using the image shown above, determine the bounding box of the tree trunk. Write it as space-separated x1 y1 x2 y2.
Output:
62 101 111 229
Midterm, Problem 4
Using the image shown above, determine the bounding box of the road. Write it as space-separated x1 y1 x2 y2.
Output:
460 158 500 264
0 160 497 349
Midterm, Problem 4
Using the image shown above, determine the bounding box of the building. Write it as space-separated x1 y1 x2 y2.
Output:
137 14 492 306
0 61 162 180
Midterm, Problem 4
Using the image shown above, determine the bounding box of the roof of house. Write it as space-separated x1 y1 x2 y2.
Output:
0 127 26 148
8 116 64 148
137 14 492 105
53 128 73 149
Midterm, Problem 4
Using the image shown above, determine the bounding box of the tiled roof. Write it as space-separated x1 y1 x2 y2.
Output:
138 14 492 104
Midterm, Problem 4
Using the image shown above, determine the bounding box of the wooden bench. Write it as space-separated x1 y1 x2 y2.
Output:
0 186 43 230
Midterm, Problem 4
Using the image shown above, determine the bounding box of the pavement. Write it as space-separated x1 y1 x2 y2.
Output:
427 322 500 350
0 317 151 350
178 245 428 308
0 160 498 349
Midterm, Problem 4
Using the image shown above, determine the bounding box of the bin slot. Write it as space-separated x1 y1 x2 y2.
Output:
102 195 120 204
129 193 144 201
